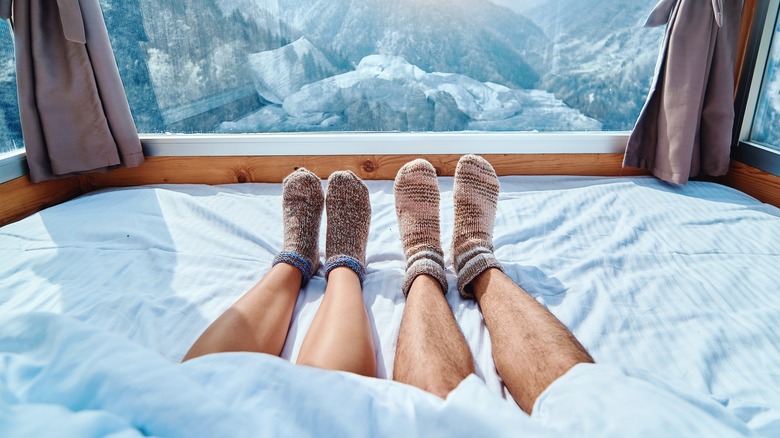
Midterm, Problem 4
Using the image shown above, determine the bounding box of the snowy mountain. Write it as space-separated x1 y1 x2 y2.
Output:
134 0 289 111
214 0 282 39
1 0 669 137
100 0 165 132
186 0 659 131
272 0 549 90
220 55 600 133
521 0 663 130
490 0 547 14
248 38 341 104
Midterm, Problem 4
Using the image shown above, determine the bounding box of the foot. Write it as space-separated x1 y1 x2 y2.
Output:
394 159 448 296
452 155 504 298
272 168 325 285
324 171 371 284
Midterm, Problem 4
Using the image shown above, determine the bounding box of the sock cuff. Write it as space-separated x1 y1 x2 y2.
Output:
273 251 316 286
402 257 448 297
455 248 503 299
324 255 366 285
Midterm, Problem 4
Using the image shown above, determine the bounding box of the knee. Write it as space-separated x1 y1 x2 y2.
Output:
424 380 462 399
407 369 471 399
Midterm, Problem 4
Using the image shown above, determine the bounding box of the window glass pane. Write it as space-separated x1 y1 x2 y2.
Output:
751 9 780 150
1 21 23 153
101 0 662 134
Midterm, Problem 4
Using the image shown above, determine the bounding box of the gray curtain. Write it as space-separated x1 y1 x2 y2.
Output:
1 0 143 183
624 0 743 184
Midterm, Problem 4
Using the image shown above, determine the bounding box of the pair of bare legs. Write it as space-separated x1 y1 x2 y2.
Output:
184 169 376 377
183 263 376 377
392 155 592 413
184 157 593 415
394 269 593 412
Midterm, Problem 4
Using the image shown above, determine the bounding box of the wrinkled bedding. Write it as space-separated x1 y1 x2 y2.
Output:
1 176 778 436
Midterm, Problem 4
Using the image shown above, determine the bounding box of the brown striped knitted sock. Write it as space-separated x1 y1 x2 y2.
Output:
272 168 324 285
394 159 448 296
452 154 504 298
324 170 371 284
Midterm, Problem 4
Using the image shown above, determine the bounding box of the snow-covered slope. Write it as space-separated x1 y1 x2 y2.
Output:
214 0 282 38
275 0 549 90
248 38 339 104
136 0 289 110
522 0 663 130
220 55 600 133
148 0 661 131
6 0 669 134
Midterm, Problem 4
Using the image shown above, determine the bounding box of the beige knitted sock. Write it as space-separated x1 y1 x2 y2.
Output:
272 168 324 285
394 159 448 296
324 170 371 284
452 154 504 298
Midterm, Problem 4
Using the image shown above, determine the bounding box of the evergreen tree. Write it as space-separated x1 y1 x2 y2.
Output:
0 22 23 152
100 0 165 133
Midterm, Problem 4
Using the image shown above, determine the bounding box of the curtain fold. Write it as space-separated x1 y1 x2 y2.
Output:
623 0 743 185
2 0 143 183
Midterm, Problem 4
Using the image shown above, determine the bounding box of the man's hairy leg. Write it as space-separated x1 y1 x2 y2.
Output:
473 268 593 414
394 274 475 398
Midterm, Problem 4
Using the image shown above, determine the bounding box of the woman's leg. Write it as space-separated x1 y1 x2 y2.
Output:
183 168 324 361
183 263 303 360
296 267 375 376
296 171 376 377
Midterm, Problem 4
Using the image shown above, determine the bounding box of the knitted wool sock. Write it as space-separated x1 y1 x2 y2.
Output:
394 159 448 296
324 171 371 284
272 168 324 285
452 154 504 298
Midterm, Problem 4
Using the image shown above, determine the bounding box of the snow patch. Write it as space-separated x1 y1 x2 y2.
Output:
247 38 338 104
223 54 601 132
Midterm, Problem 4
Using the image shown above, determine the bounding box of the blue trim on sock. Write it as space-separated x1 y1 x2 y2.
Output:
273 251 314 285
324 256 365 285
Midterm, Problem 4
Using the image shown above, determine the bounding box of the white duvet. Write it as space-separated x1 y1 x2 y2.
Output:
1 176 779 436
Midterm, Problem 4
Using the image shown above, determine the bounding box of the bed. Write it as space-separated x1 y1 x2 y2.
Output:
1 175 778 436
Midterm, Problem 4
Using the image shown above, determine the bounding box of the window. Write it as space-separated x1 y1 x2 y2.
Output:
734 1 780 176
100 0 663 135
750 7 780 150
0 20 22 154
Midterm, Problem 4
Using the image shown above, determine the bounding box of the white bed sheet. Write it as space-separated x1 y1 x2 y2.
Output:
1 176 779 436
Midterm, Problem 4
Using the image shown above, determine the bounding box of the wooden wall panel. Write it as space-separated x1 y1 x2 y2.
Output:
735 0 758 87
0 153 648 225
3 155 775 226
720 160 780 207
0 175 85 227
85 154 648 188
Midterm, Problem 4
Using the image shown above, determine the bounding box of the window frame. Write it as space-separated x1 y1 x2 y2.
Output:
0 149 26 182
733 0 780 176
0 132 631 184
140 132 630 156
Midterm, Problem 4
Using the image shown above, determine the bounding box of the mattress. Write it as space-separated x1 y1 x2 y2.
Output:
1 176 778 436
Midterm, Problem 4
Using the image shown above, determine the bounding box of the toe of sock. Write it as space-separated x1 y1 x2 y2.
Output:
397 158 436 178
456 154 497 178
